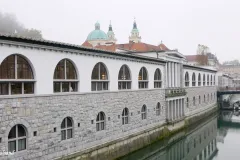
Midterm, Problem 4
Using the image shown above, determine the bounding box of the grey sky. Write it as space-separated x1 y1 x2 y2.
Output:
0 0 239 62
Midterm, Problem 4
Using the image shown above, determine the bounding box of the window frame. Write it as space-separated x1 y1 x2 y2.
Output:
8 124 27 152
122 108 129 125
118 65 131 90
0 55 35 95
185 72 189 87
61 117 73 140
96 112 106 131
91 62 109 91
154 68 162 88
141 105 147 120
138 67 148 89
53 59 78 93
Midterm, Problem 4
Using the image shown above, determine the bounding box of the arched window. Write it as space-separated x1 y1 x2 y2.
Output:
61 117 73 140
192 73 196 86
210 75 213 85
199 95 201 105
8 124 27 152
204 95 206 103
138 67 148 89
122 108 129 125
203 74 206 86
54 59 78 92
154 69 162 88
214 76 216 85
118 65 131 90
198 73 201 86
185 72 189 87
207 75 209 86
91 62 108 91
186 97 189 108
96 112 105 131
193 97 196 106
156 102 161 116
141 105 147 119
0 55 34 95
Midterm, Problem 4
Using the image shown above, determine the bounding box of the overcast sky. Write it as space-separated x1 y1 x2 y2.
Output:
0 0 239 62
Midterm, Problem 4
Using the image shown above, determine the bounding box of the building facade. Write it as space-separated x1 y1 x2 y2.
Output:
0 35 217 160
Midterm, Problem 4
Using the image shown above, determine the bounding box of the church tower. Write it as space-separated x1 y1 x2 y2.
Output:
129 18 141 43
107 21 117 44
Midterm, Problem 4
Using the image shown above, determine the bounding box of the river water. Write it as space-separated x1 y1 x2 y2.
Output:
120 111 240 160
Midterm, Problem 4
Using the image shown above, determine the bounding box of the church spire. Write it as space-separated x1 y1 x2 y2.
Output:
129 18 141 43
107 21 117 44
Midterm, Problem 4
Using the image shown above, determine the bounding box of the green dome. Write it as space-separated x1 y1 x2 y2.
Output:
87 22 108 41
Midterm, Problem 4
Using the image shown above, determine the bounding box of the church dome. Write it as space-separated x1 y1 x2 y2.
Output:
87 22 108 41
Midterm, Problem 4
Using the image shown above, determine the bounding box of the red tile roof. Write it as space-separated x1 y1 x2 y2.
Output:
82 41 93 47
116 42 169 52
81 41 170 52
95 44 116 52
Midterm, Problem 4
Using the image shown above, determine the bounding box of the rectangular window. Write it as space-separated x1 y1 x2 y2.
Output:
102 82 108 90
67 129 72 139
54 82 61 92
24 83 34 94
11 83 22 95
8 141 16 152
0 83 9 95
61 130 66 140
62 82 69 92
97 82 103 91
91 82 96 91
18 138 26 151
70 82 78 92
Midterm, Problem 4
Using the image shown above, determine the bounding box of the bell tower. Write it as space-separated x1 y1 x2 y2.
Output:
107 21 117 44
129 18 141 43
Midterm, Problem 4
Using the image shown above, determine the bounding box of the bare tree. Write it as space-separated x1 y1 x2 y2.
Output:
196 44 209 65
0 12 43 39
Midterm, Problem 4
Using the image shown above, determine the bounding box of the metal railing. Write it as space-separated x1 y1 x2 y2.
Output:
218 87 240 91
165 88 187 98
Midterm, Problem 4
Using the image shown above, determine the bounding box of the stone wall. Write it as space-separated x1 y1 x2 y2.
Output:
0 89 165 160
185 86 217 117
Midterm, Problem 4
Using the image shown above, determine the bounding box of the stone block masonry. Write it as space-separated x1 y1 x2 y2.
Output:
0 89 166 160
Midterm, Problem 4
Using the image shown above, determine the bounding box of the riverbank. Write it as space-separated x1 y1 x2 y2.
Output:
59 104 218 160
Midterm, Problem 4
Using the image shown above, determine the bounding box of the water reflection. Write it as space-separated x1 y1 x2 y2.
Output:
120 111 240 160
120 114 218 160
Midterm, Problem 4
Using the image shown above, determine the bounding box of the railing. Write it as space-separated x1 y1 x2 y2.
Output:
218 87 240 91
165 88 187 98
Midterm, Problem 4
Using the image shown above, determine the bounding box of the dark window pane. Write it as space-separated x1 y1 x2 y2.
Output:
70 82 77 92
142 68 147 80
62 82 69 92
54 82 61 92
18 125 26 137
127 82 131 89
66 60 77 79
103 82 108 90
54 60 65 79
11 83 22 94
61 130 66 140
61 119 66 129
67 129 72 139
0 83 9 95
24 83 34 94
100 63 107 80
8 141 16 152
0 55 15 79
18 138 26 151
92 63 99 80
17 55 33 79
8 126 16 139
91 82 96 91
97 82 102 91
67 118 72 127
